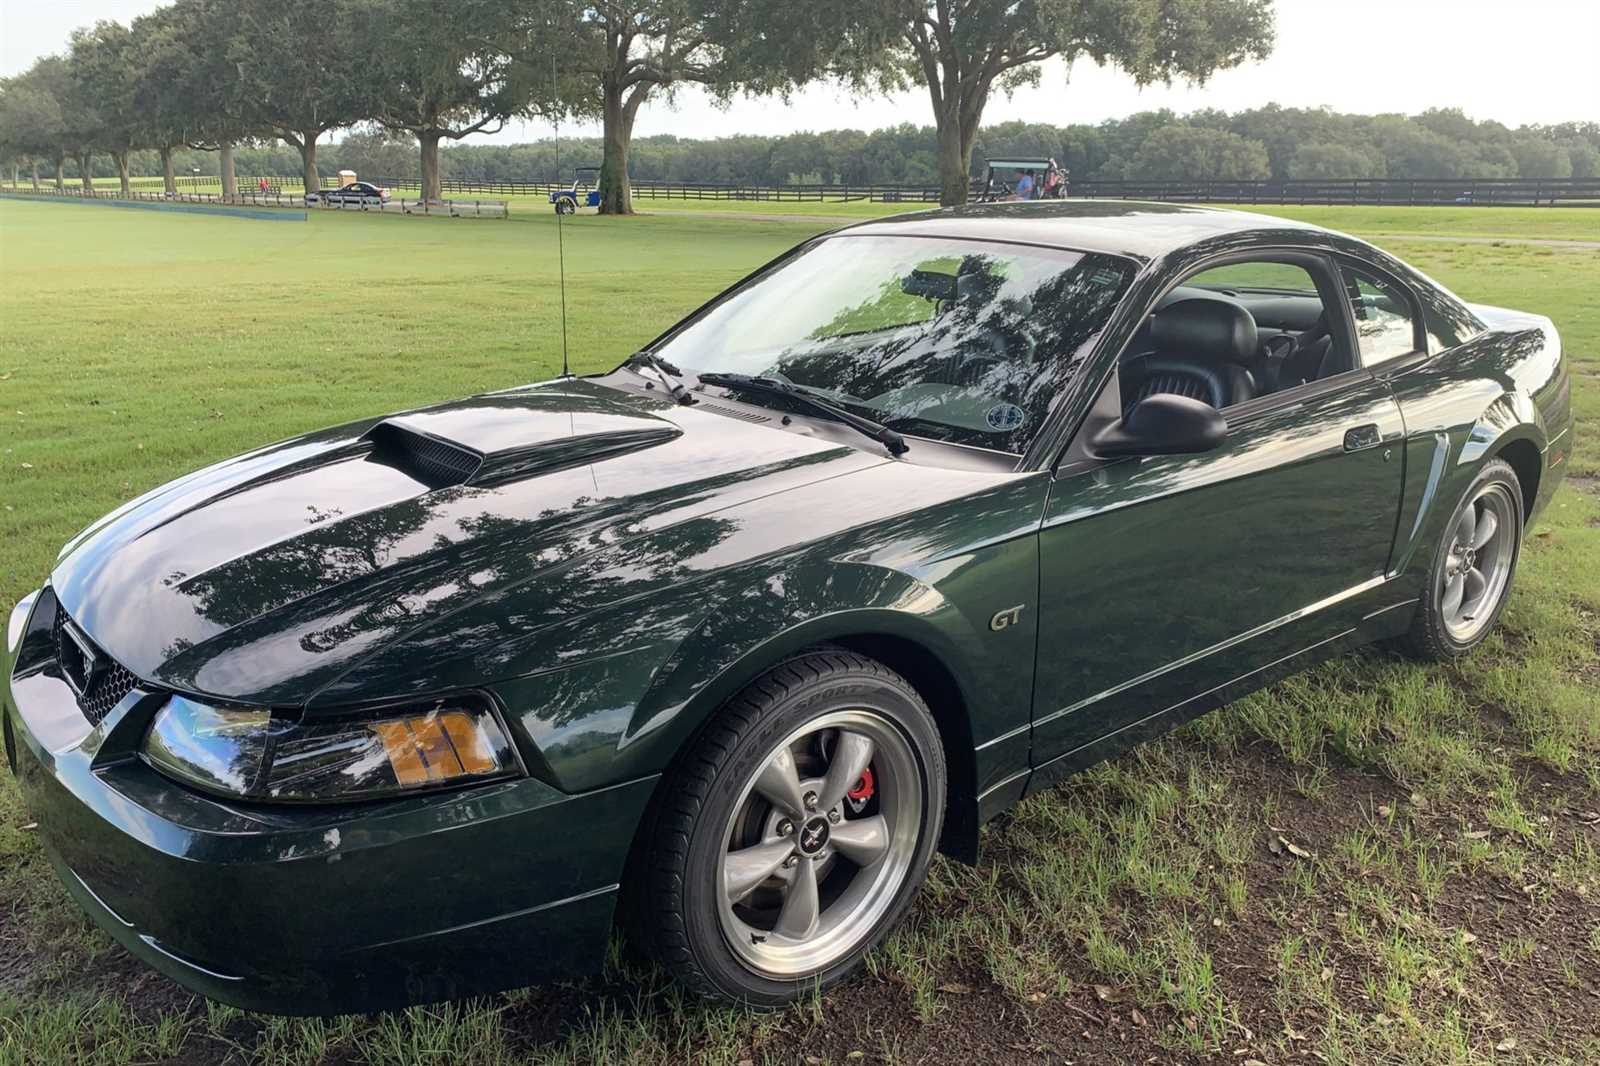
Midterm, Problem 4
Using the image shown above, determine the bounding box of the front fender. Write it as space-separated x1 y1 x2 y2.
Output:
491 530 1037 797
487 470 1045 800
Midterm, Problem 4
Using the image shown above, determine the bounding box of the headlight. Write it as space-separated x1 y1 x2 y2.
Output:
142 693 519 802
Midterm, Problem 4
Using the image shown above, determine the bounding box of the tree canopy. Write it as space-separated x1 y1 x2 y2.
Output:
845 0 1278 203
0 1 1594 202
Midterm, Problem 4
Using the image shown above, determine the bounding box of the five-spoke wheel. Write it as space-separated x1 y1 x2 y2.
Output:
1439 480 1517 643
717 710 921 977
636 652 944 1004
1398 458 1524 660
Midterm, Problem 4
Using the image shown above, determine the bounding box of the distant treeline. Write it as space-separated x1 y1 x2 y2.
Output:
77 107 1600 187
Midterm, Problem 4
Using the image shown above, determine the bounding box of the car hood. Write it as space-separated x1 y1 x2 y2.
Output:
50 380 886 706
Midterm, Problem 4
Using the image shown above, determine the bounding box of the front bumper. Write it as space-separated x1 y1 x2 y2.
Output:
3 597 655 1015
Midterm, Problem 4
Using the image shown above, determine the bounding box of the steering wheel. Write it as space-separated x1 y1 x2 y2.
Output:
1261 311 1334 391
952 329 1012 385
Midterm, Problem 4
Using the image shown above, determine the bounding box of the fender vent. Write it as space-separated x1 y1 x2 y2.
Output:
364 421 483 488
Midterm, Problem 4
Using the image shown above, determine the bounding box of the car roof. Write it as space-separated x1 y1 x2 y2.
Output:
986 158 1055 169
840 200 1336 263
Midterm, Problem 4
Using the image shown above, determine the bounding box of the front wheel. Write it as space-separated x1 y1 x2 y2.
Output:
1395 458 1523 659
638 651 945 1005
553 198 575 215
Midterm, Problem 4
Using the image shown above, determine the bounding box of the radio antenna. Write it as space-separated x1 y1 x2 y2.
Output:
552 51 571 379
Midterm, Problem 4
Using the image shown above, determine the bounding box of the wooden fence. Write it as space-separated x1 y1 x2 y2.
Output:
1065 177 1600 207
0 184 510 218
12 174 1599 209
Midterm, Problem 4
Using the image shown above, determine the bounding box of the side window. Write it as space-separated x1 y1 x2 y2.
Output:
1118 258 1342 414
1341 266 1420 366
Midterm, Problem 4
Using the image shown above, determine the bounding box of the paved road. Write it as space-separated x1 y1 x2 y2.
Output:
1380 233 1600 249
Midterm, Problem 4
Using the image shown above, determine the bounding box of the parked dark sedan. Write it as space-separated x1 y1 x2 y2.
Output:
305 181 391 207
2 202 1573 1014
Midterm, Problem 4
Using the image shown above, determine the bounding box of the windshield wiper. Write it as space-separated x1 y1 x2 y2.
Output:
695 372 908 457
627 352 696 406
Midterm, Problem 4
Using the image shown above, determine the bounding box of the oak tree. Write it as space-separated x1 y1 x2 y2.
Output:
855 0 1277 205
228 0 379 195
370 0 531 201
524 0 844 214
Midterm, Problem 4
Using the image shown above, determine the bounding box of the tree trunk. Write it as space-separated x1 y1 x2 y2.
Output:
75 153 94 193
219 141 237 198
114 151 131 194
299 133 320 196
31 160 41 190
936 116 970 207
420 131 443 201
598 80 637 215
53 154 65 190
160 146 177 195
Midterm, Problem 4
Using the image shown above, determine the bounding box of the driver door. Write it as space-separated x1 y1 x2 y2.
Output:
1029 255 1408 768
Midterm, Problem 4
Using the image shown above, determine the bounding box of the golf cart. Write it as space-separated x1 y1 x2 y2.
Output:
550 166 601 214
972 157 1067 202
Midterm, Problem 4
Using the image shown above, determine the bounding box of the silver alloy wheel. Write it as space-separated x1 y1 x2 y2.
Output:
716 709 922 978
1440 481 1517 643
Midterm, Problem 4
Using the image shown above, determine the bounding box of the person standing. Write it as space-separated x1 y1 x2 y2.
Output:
1014 169 1035 200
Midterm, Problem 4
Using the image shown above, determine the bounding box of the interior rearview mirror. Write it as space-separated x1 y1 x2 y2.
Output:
901 269 956 302
1091 393 1228 458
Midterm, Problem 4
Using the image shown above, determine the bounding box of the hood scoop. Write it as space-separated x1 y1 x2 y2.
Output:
364 421 483 488
362 389 682 490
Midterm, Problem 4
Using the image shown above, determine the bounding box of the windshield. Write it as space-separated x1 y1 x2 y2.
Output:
652 235 1135 451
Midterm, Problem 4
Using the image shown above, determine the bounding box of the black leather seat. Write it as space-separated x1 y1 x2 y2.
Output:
1122 298 1259 414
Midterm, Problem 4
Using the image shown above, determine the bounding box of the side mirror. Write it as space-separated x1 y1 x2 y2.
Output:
1092 393 1227 458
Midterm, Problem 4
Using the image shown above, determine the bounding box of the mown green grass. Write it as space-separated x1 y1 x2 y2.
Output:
0 200 1596 1066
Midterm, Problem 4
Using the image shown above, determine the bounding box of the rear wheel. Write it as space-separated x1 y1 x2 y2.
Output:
638 651 945 1005
554 198 575 215
1395 458 1523 659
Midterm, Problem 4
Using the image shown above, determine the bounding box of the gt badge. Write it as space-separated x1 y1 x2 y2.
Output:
990 604 1025 632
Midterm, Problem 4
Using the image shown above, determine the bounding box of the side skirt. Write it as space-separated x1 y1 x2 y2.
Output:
980 605 1410 824
1024 626 1365 799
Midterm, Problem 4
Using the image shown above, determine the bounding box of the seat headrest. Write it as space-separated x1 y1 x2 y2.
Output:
1150 298 1257 364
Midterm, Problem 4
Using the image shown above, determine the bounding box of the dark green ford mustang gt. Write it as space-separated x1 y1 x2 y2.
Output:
2 202 1573 1013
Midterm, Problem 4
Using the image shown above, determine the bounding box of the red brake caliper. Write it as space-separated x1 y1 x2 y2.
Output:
845 767 875 812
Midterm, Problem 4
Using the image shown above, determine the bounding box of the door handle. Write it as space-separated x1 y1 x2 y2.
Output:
1343 424 1382 451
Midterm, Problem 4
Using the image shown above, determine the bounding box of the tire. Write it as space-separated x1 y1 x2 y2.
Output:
1394 458 1523 660
637 651 946 1005
554 199 575 215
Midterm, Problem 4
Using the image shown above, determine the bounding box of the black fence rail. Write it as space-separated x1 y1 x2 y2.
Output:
368 177 945 204
1069 177 1600 207
13 174 1599 209
0 184 510 217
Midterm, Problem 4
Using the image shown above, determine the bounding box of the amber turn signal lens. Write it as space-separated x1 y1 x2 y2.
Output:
373 711 499 787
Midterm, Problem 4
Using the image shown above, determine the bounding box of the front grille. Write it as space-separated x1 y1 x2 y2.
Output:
52 606 138 726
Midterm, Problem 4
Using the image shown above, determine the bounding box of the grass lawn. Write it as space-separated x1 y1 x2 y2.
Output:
0 200 1596 1066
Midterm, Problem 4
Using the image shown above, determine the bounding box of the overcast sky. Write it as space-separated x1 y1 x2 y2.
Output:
2 0 1596 143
